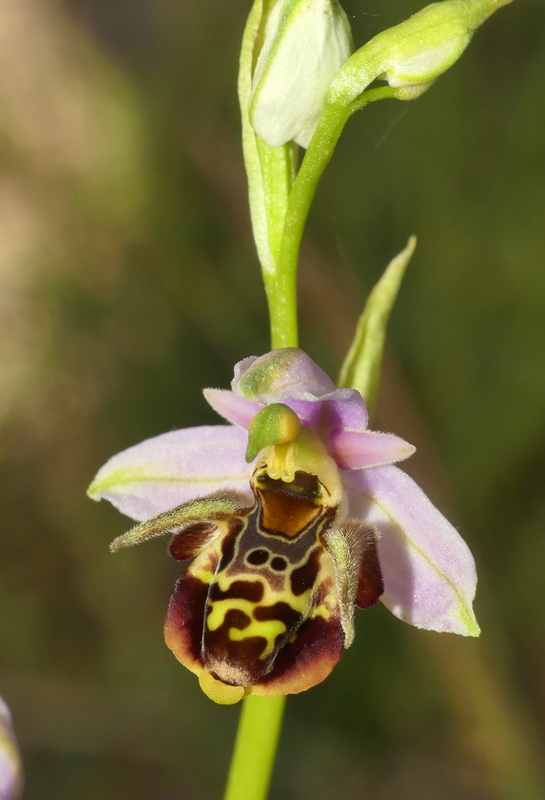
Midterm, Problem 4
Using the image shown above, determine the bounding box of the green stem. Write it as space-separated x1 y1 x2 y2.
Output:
274 85 399 333
266 279 299 349
223 695 287 800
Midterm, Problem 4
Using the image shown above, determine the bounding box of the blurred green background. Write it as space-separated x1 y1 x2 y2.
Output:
0 0 543 797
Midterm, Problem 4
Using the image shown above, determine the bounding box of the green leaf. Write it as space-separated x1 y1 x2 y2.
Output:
338 236 416 412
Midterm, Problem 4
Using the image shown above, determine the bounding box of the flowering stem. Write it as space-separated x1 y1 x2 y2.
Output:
223 695 286 800
266 86 400 349
275 85 399 329
267 279 299 349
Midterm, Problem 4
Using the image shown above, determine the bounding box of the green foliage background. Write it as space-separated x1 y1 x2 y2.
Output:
0 0 543 797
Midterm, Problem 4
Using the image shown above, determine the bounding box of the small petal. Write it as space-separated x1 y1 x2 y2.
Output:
88 426 253 522
331 430 415 470
344 465 479 636
0 697 22 800
232 348 335 402
203 389 262 429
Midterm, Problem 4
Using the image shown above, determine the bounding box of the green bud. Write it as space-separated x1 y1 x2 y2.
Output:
249 0 353 148
246 403 301 462
329 0 515 105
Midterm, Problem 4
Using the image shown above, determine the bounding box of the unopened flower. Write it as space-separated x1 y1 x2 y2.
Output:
249 0 353 148
89 349 479 704
329 0 515 105
0 697 22 800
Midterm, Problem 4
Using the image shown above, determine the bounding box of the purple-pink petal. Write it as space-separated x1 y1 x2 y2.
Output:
88 426 253 522
331 429 415 470
203 389 262 429
0 697 22 800
344 465 479 636
232 348 336 402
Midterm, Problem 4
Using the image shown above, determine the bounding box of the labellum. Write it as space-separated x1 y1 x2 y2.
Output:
111 414 383 704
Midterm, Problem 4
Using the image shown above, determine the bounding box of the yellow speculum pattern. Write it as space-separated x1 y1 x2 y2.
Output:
192 565 215 584
206 598 257 631
229 621 287 659
206 572 318 660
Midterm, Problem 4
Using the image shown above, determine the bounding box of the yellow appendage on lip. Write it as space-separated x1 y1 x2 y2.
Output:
198 672 247 704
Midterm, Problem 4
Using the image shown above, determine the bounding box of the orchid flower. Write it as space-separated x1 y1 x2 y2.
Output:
89 348 479 705
0 697 22 800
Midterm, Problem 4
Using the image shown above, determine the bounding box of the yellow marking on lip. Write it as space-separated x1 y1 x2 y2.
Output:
311 602 331 621
207 599 288 659
206 599 256 631
229 618 287 659
191 566 214 584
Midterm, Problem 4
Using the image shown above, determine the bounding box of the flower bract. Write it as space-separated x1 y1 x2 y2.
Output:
89 348 479 704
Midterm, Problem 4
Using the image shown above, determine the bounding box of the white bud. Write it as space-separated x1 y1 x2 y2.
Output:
249 0 353 149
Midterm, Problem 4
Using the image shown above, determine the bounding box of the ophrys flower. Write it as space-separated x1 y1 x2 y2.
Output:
89 348 479 704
